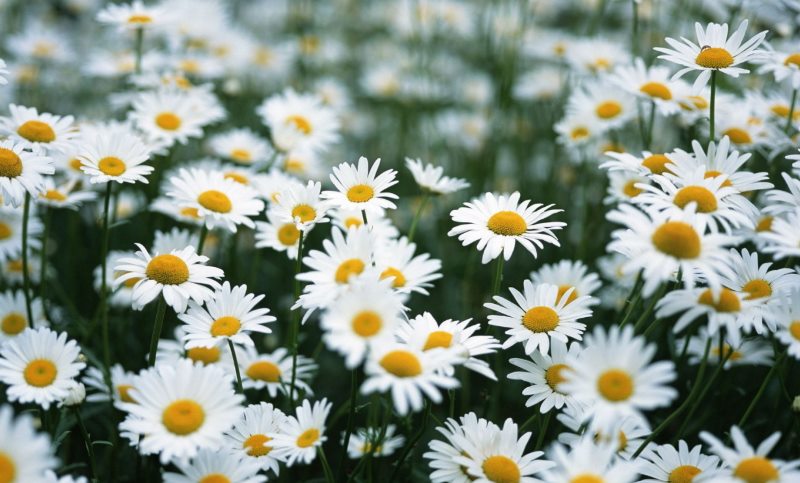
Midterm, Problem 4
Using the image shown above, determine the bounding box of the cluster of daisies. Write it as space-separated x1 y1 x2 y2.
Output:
1 0 800 482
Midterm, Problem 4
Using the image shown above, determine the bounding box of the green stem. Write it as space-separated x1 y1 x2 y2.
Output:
147 297 167 366
618 271 644 327
786 87 798 134
407 192 430 242
38 208 51 320
534 411 552 450
337 368 358 481
631 0 639 56
99 183 114 390
632 283 667 333
134 27 144 74
491 256 505 296
289 230 305 406
646 99 656 150
318 446 335 483
73 407 99 481
196 224 209 256
21 192 34 327
520 412 539 433
709 70 717 142
227 339 244 393
738 350 786 428
361 210 369 226
389 403 430 483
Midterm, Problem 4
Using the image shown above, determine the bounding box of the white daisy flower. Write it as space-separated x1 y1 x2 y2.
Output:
0 327 85 410
773 289 800 360
96 0 171 31
0 289 45 346
345 425 405 459
601 150 674 176
155 327 231 368
540 437 639 483
255 209 303 260
486 281 592 356
0 207 43 262
329 207 400 241
374 236 442 296
556 409 650 461
129 89 209 146
611 58 682 116
530 260 602 307
655 20 767 91
405 157 470 195
234 345 316 397
77 126 153 185
700 426 800 483
251 169 303 205
638 440 722 483
763 173 800 216
759 207 800 260
179 281 274 350
722 247 800 311
94 250 138 309
0 405 58 483
113 243 224 313
685 329 773 369
566 37 630 74
554 114 602 155
321 156 399 214
82 364 137 408
152 228 197 255
448 192 566 264
758 44 800 89
561 325 677 432
567 81 636 130
605 171 650 205
0 104 77 153
273 180 329 232
167 168 265 233
508 339 582 413
118 359 244 464
256 88 340 153
208 128 273 166
424 412 498 483
268 398 332 466
36 178 96 210
225 402 287 475
0 139 54 207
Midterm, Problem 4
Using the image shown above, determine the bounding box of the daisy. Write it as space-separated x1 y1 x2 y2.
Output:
395 312 500 380
94 250 138 309
320 277 405 368
0 104 77 153
152 228 198 255
345 425 405 459
685 330 773 369
251 169 303 205
273 180 329 232
154 327 231 368
405 157 470 195
208 128 273 166
0 207 43 262
700 426 800 483
77 126 153 185
722 247 800 310
0 405 58 483
162 449 266 483
763 173 800 216
607 203 738 297
566 37 630 74
321 156 398 214
561 325 677 432
129 89 208 146
83 364 137 408
0 139 54 207
96 1 170 31
554 115 601 155
329 207 400 241
768 289 800 360
37 179 96 210
374 236 442 296
255 209 303 259
179 281 274 349
361 342 461 415
118 359 244 464
0 327 85 409
486 281 592 356
508 339 582 413
540 437 639 483
638 440 722 483
556 409 650 461
268 398 332 466
605 171 649 205
655 20 768 91
567 81 636 129
602 150 674 176
256 88 340 153
425 413 497 483
611 58 682 115
758 45 800 89
113 243 224 313
759 207 800 259
449 192 566 264
714 103 771 147
167 168 265 233
530 260 601 307
225 402 287 475
0 289 45 346
235 346 316 397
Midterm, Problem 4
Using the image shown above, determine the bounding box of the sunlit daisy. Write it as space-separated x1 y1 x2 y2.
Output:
0 139 54 207
424 412 498 483
611 58 682 115
255 209 304 259
759 207 800 260
508 338 582 413
36 178 96 210
374 236 442 296
77 126 153 184
602 150 674 176
0 289 45 346
163 448 265 483
556 409 650 461
345 425 405 459
268 398 332 466
321 156 398 214
208 128 273 166
83 364 137 408
273 180 328 232
0 207 43 262
129 89 208 146
256 88 340 153
225 402 287 475
530 260 601 307
235 346 316 397
685 329 773 369
405 157 470 195
0 405 58 483
0 104 77 153
700 426 800 483
567 81 636 129
639 440 722 483
96 1 170 31
605 171 649 205
540 437 639 483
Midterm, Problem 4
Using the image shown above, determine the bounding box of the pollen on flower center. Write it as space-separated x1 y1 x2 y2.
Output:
481 455 521 483
291 203 317 223
380 267 407 288
246 361 281 382
673 186 718 213
380 350 422 378
703 170 733 188
0 148 23 178
522 306 559 332
198 189 233 213
277 223 301 246
623 179 643 198
230 149 252 162
17 120 56 143
487 211 527 236
423 330 453 350
596 101 622 119
570 474 604 483
571 126 590 140
640 82 672 100
344 217 362 228
296 428 320 448
210 316 241 337
695 47 734 68
545 363 569 391
0 452 15 483
641 154 672 175
0 223 11 240
117 384 136 403
741 279 772 300
733 456 779 483
698 288 741 313
346 184 375 203
155 112 182 131
181 207 200 219
335 258 365 283
286 115 312 134
224 172 248 184
162 399 205 435
651 221 701 259
199 473 230 483
23 359 58 387
597 368 634 402
755 216 773 232
127 14 152 23
43 190 67 202
668 465 702 483
557 285 578 304
145 254 190 285
243 433 273 457
789 321 800 340
351 310 383 337
785 53 800 67
1 312 27 335
187 346 221 365
723 127 752 144
98 156 127 176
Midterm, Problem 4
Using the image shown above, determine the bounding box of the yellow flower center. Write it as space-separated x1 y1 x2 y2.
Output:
423 330 453 350
698 288 741 313
230 149 252 162
243 434 273 457
570 126 590 140
162 400 205 435
17 120 55 143
571 475 604 483
344 217 362 228
69 158 83 171
785 53 800 67
180 207 200 219
623 179 643 198
210 316 240 337
127 14 152 23
703 170 733 187
23 359 58 387
277 223 300 246
380 267 406 288
487 211 527 236
597 369 634 402
296 428 320 448
755 216 773 232
695 47 734 68
522 306 559 332
246 361 281 383
0 148 23 178
43 190 67 202
98 156 127 176
545 363 569 391
733 456 779 483
380 350 422 377
642 154 672 175
556 285 578 304
351 310 382 337
145 254 190 285
482 455 520 483
1 312 27 335
187 346 221 365
117 384 136 403
789 321 800 340
223 172 248 184
723 127 752 144
155 112 182 131
596 101 623 119
199 474 230 483
742 279 772 300
0 223 11 241
291 204 317 223
335 258 365 283
346 184 374 203
0 452 16 483
673 186 718 213
668 465 702 483
286 115 312 134
198 189 233 214
651 221 701 259
640 82 672 100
